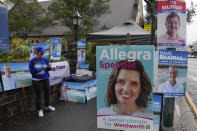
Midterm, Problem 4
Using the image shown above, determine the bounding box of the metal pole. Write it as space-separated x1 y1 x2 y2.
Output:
75 24 78 42
126 33 130 45
162 97 175 128
144 0 156 47
73 24 78 73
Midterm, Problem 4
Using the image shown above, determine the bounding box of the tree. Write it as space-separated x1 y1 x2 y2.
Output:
187 1 196 24
144 0 157 46
47 0 110 40
0 0 14 9
8 0 53 39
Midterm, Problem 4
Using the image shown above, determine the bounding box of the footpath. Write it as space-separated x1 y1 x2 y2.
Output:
0 98 115 131
173 97 197 131
1 97 197 131
163 97 197 131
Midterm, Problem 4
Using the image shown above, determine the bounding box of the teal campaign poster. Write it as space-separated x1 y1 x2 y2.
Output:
96 45 154 130
50 37 62 60
77 40 86 64
30 43 50 60
0 63 32 91
156 50 188 97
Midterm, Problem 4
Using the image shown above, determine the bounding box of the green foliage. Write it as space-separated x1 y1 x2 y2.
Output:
0 54 13 63
47 0 110 40
10 46 30 61
86 42 103 71
10 37 31 50
144 0 157 25
8 0 53 38
0 37 32 62
0 0 14 9
187 8 196 24
0 45 30 63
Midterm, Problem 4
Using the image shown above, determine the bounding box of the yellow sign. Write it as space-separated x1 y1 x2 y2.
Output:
144 25 151 31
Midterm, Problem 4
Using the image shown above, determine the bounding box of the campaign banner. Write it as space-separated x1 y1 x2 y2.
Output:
50 37 62 60
63 82 87 90
156 50 188 97
49 61 70 85
60 89 86 103
86 86 97 101
77 40 86 48
97 45 154 130
86 80 97 101
158 50 188 65
153 93 163 131
86 79 96 87
0 7 10 54
157 0 186 48
77 40 86 63
30 43 50 60
77 48 86 64
0 63 32 91
76 63 89 70
60 79 96 102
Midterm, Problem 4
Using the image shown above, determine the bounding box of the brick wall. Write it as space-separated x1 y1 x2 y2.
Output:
0 83 61 121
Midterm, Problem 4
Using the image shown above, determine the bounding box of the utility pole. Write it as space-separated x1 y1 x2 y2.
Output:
144 0 157 47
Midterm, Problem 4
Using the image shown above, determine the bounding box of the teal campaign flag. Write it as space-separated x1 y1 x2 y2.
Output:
50 37 62 60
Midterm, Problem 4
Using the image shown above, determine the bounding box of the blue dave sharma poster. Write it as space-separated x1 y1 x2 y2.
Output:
156 50 188 97
0 7 10 54
96 45 154 130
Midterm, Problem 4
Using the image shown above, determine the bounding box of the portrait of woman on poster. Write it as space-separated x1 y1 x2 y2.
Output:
97 60 152 118
158 12 185 44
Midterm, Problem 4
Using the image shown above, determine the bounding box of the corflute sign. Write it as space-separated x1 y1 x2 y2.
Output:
0 7 10 54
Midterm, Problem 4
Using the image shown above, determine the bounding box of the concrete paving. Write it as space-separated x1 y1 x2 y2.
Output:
162 96 197 131
1 97 197 131
174 97 197 131
0 98 116 131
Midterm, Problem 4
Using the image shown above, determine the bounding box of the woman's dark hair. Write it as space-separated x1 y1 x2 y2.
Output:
106 59 152 108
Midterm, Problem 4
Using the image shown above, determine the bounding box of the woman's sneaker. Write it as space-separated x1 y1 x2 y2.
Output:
38 109 44 117
45 105 56 111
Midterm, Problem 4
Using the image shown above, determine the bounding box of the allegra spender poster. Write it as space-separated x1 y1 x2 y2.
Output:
96 45 154 130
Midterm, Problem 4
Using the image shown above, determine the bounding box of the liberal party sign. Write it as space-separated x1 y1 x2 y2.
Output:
157 0 186 48
156 50 188 97
97 45 154 130
50 37 62 60
30 43 50 60
0 63 31 91
0 7 10 54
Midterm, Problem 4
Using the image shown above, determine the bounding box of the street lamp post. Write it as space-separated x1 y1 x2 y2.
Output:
70 11 82 73
72 11 82 42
